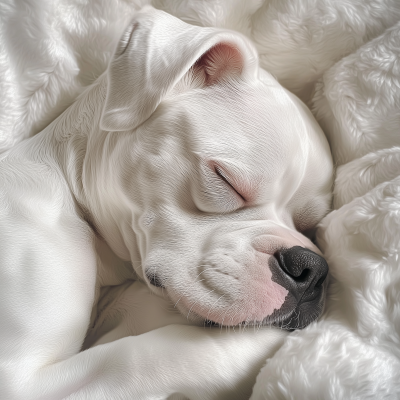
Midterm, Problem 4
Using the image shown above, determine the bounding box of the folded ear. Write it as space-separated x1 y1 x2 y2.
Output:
100 6 259 132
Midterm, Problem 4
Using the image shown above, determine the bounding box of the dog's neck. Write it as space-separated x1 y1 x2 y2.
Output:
50 74 138 262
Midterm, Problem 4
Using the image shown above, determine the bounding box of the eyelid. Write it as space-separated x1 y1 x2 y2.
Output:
214 164 246 202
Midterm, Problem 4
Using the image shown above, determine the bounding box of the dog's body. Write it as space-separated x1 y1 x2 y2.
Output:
0 7 333 400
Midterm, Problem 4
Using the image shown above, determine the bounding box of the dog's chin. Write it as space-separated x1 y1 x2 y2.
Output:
169 290 326 331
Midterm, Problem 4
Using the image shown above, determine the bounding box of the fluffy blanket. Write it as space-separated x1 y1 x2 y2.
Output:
1 0 400 398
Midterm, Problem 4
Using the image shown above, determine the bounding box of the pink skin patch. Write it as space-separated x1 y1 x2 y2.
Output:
245 251 289 318
179 251 288 326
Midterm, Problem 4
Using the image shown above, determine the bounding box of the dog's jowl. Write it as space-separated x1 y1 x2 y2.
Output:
0 7 333 400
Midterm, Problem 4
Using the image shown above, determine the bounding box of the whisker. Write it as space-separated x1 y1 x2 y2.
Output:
220 302 236 328
205 294 225 323
186 289 215 320
173 278 207 309
194 267 217 281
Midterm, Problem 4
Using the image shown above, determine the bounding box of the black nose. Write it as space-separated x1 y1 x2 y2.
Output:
274 246 328 299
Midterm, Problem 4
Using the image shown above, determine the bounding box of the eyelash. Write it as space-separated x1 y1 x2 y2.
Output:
214 165 245 202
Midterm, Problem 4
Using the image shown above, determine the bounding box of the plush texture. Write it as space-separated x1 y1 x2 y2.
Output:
252 12 400 400
1 0 400 398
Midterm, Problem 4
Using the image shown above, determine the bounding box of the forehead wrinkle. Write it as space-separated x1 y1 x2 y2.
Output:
192 88 297 150
182 102 288 162
163 80 309 203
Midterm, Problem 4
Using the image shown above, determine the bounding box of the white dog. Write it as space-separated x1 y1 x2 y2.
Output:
0 7 333 400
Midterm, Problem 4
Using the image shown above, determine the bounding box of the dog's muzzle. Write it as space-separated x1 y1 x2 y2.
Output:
145 246 329 330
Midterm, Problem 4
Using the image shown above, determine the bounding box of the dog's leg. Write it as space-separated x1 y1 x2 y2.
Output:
6 323 285 400
65 325 286 400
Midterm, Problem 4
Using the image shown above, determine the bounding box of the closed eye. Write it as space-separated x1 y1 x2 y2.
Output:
214 165 246 202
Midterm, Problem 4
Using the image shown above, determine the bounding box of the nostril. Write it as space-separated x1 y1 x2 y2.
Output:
295 268 311 282
274 246 329 288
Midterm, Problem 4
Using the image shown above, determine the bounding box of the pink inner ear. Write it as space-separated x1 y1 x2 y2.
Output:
196 43 243 85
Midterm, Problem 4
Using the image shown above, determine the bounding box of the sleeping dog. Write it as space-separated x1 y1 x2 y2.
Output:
0 6 333 400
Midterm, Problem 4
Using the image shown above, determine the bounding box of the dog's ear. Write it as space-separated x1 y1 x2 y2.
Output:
100 6 259 132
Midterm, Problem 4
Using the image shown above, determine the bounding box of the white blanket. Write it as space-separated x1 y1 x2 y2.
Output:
1 0 400 398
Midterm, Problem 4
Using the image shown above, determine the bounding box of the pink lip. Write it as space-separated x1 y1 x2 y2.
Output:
175 255 288 325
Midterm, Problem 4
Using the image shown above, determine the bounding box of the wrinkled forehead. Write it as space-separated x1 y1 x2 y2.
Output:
178 81 310 178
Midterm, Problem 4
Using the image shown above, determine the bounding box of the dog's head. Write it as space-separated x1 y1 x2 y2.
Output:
90 7 333 330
